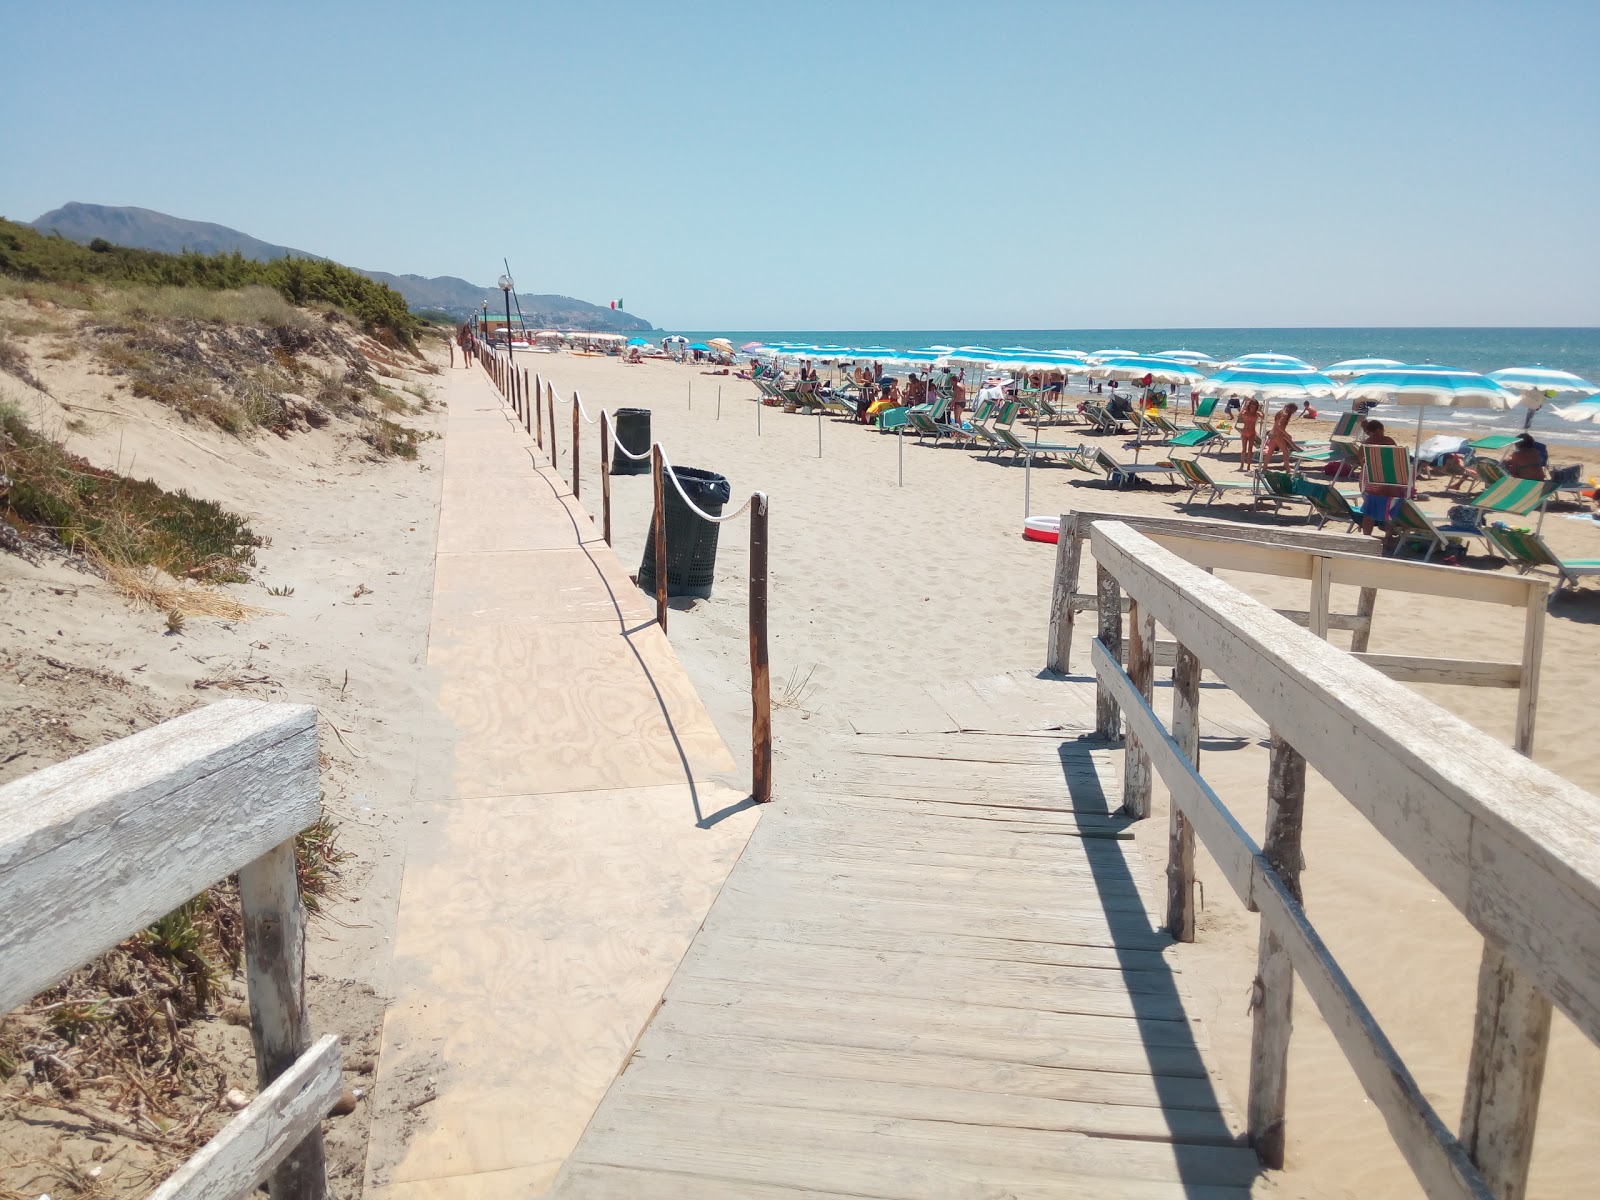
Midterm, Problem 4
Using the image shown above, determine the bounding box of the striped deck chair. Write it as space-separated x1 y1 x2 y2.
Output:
1192 399 1234 458
991 404 1087 463
1171 457 1256 507
1389 500 1459 560
1295 479 1362 532
1082 401 1123 434
1255 470 1316 517
1137 411 1178 443
1359 443 1412 497
1458 457 1507 497
1482 526 1600 592
1088 446 1179 489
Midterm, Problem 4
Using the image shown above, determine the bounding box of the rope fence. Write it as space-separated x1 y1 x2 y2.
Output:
478 352 773 805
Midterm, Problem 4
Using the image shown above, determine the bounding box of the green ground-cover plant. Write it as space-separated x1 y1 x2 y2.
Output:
0 217 419 347
0 401 262 579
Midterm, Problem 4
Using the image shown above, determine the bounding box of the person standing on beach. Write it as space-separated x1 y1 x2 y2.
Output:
950 374 967 427
1263 403 1298 470
1358 420 1405 535
1237 398 1263 468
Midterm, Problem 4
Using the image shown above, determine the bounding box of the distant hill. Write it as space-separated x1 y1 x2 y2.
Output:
29 202 653 330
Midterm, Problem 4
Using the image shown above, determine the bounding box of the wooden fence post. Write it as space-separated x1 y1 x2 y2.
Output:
1514 582 1547 757
572 393 581 500
600 409 612 545
1248 732 1307 1169
1046 514 1082 674
1459 943 1552 1200
1167 644 1201 941
548 385 557 469
652 444 668 630
1121 599 1154 818
1349 586 1378 653
750 492 772 803
535 374 544 449
238 838 327 1200
1094 564 1121 739
523 370 531 433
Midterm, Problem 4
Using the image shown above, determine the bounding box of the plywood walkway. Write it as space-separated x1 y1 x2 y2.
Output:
364 365 761 1199
550 698 1262 1197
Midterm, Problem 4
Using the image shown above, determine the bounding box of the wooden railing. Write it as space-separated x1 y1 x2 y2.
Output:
1082 520 1599 1200
0 701 338 1200
1048 508 1550 754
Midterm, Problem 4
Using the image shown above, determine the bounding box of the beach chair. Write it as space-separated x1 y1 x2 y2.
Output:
1088 446 1179 489
1295 479 1362 532
1254 470 1317 517
1481 526 1600 592
991 404 1088 463
1171 457 1257 507
1388 499 1494 561
1469 433 1519 454
1082 401 1124 434
1192 399 1234 458
1359 443 1412 497
1137 410 1176 444
1456 457 1506 496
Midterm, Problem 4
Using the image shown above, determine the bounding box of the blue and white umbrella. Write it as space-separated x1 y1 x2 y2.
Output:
1090 355 1208 384
1197 365 1340 400
1152 350 1219 369
1088 348 1138 362
1339 366 1517 486
1552 398 1600 424
1486 367 1598 399
1221 352 1315 371
1323 357 1406 379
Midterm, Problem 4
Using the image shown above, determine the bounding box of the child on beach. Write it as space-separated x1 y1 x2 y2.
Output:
1237 398 1263 467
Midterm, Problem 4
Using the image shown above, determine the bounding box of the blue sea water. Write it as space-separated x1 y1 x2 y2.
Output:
665 327 1600 442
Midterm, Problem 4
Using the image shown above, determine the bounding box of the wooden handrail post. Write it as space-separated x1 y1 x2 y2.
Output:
1121 598 1155 818
1167 644 1201 941
1460 943 1552 1200
1248 731 1307 1170
523 370 531 433
1349 585 1378 653
548 385 558 469
238 837 328 1200
600 409 612 545
1094 564 1121 739
750 492 772 803
1514 581 1548 756
535 373 544 449
652 445 668 630
572 393 581 500
1046 514 1082 674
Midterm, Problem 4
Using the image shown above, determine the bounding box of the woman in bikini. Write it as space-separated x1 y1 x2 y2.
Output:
1237 397 1263 468
1263 403 1299 471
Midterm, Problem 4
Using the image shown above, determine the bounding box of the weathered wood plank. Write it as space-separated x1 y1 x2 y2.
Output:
0 701 319 1011
1168 644 1201 942
1353 652 1522 688
147 1034 341 1200
1090 521 1600 1048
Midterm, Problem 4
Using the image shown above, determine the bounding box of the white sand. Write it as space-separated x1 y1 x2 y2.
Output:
530 352 1600 1199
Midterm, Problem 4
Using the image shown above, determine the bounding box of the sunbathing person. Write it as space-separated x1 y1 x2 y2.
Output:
1263 403 1299 470
1503 432 1549 481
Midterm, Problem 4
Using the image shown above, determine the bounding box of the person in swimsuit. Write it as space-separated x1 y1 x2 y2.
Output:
1358 420 1404 535
1237 398 1263 467
1502 433 1548 481
1263 403 1299 470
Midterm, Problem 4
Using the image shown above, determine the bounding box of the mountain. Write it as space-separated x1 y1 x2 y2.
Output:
27 202 653 330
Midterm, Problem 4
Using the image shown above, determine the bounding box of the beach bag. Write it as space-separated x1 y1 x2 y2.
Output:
1551 463 1581 488
1446 504 1483 529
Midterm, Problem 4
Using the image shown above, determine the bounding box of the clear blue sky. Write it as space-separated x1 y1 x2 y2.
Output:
3 1 1596 329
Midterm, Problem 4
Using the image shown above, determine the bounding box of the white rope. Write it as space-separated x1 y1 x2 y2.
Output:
610 428 653 462
658 446 756 524
573 389 599 425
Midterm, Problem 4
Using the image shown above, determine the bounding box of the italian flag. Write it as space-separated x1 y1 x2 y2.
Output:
609 299 624 310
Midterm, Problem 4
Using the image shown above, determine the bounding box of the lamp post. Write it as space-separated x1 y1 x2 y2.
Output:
479 300 488 348
498 274 515 364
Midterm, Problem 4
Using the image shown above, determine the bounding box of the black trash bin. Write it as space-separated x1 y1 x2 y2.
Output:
638 466 732 600
611 407 652 475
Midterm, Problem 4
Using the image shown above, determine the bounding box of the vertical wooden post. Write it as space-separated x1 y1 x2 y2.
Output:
1046 514 1082 674
1309 556 1332 639
600 409 612 546
1167 644 1201 941
523 371 531 433
1121 599 1154 818
1513 581 1547 757
238 839 327 1200
572 393 581 500
1349 586 1378 653
1094 564 1121 740
548 386 558 469
750 492 772 803
652 444 668 630
1248 732 1307 1170
535 374 544 449
1460 942 1552 1200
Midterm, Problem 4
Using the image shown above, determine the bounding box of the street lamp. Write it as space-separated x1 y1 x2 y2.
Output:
498 274 515 363
479 299 488 344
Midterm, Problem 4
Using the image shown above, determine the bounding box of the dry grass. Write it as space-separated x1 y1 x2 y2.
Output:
98 285 315 331
101 563 267 621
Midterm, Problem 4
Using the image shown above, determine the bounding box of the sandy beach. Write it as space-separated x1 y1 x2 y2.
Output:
525 351 1600 1199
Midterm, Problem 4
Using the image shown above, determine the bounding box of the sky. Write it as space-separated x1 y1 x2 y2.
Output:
2 1 1597 330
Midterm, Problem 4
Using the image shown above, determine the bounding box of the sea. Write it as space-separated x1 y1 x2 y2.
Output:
664 327 1600 444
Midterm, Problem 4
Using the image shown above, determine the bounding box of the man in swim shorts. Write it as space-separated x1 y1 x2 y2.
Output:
1359 420 1404 535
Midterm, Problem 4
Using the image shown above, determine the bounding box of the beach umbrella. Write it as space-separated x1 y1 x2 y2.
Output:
1552 398 1600 423
739 341 764 353
1323 357 1406 379
626 336 651 346
1221 352 1315 370
689 343 711 352
1197 365 1340 401
707 337 734 353
1088 348 1138 362
1489 367 1599 429
1090 355 1207 385
1152 350 1219 369
1338 366 1517 489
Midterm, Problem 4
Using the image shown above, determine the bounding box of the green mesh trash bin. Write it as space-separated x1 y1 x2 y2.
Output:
611 408 651 475
638 466 732 600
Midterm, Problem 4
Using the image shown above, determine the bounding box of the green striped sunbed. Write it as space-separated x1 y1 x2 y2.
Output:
1482 526 1600 591
1359 443 1412 493
1293 479 1362 531
1171 457 1256 507
1256 469 1316 517
1089 446 1179 489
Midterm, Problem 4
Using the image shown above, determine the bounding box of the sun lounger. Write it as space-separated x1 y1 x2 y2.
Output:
1255 469 1316 517
1170 457 1257 507
1087 446 1179 489
1481 525 1600 592
1469 433 1519 453
1082 401 1125 434
1295 479 1363 532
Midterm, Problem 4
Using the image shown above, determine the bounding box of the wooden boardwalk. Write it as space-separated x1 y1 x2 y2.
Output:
551 706 1263 1198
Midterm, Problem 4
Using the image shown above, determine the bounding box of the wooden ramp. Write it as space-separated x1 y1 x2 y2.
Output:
363 370 760 1199
550 710 1261 1198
